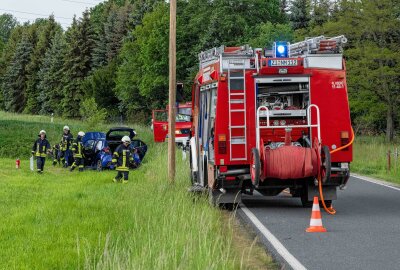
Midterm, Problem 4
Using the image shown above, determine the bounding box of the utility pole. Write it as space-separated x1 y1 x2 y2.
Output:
168 0 177 183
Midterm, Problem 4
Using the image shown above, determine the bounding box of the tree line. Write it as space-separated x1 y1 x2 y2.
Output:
0 0 399 140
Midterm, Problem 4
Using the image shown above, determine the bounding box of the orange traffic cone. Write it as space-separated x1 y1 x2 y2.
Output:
306 196 327 233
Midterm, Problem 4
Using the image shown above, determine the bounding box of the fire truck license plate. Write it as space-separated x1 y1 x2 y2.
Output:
268 59 298 67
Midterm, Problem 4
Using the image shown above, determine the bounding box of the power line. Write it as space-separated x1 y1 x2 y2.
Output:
60 0 100 5
0 8 72 21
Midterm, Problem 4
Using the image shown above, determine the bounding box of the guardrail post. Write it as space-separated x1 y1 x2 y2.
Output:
387 150 391 172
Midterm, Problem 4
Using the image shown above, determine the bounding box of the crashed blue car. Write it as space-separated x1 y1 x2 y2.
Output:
82 127 147 171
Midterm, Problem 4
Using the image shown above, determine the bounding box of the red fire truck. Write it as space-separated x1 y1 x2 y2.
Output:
189 36 354 207
152 102 192 146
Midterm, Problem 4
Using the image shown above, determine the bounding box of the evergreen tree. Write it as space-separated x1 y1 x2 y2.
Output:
61 17 83 118
25 16 61 114
310 0 331 27
0 14 18 44
289 0 311 30
37 30 67 115
2 33 33 112
61 12 94 118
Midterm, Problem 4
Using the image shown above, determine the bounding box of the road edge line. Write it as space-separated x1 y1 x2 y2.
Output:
351 174 400 192
240 204 307 270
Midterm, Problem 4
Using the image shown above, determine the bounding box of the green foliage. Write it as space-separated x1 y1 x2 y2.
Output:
25 16 61 114
37 30 67 115
307 0 400 141
82 61 119 116
79 97 107 130
289 0 311 29
249 22 293 48
1 33 33 112
0 13 18 43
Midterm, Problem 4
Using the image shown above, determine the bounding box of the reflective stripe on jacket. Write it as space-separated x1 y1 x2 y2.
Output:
72 138 83 158
32 138 51 157
112 144 133 172
60 133 73 151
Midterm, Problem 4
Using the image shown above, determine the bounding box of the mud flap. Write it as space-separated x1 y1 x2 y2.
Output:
307 185 337 201
209 188 242 206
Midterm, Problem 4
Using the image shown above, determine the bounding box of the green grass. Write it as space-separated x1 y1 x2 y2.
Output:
0 111 275 269
352 136 400 184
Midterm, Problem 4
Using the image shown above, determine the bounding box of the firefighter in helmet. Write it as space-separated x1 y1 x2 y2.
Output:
112 136 134 184
55 125 74 167
32 130 51 173
70 131 85 172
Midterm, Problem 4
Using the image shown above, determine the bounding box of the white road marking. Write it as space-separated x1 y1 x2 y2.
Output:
351 174 400 192
240 205 307 270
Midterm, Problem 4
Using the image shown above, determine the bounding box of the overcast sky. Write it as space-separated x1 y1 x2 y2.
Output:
1 0 105 28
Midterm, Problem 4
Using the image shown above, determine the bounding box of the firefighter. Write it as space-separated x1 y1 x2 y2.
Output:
112 136 134 184
55 125 74 167
52 143 61 166
32 130 51 173
70 131 85 172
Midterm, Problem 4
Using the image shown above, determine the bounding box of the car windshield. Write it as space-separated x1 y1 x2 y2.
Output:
176 107 191 122
176 114 191 122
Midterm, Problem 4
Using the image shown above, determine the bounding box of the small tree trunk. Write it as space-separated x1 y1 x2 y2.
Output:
386 106 394 142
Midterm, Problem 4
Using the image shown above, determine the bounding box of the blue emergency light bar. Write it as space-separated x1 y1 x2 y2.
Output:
273 42 289 58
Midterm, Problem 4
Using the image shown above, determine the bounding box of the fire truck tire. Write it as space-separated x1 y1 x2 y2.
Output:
321 145 331 183
300 185 313 208
251 148 261 187
203 156 208 187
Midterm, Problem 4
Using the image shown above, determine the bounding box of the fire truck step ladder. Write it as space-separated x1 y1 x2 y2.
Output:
228 59 247 161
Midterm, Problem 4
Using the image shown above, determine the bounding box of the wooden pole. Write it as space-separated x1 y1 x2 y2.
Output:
168 0 177 183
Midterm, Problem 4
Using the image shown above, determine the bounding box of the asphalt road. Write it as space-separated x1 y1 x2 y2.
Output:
237 176 400 270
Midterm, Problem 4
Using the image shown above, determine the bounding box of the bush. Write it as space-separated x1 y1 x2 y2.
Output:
79 98 107 130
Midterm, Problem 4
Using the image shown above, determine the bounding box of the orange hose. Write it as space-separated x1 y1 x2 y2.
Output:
330 126 355 155
319 126 355 214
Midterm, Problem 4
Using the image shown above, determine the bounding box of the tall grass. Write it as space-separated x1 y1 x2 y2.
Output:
0 111 275 269
352 136 400 184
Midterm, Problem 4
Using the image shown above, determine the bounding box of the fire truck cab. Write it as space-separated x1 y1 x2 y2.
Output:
189 36 353 207
152 102 192 146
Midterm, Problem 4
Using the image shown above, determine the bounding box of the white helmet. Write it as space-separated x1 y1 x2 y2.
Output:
39 130 46 135
63 125 70 131
78 131 85 137
121 136 131 143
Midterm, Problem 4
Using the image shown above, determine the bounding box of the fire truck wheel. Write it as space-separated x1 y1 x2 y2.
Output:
321 145 331 183
300 184 313 208
203 156 208 187
250 148 261 187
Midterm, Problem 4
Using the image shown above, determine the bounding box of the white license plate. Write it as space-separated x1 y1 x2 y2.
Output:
269 59 298 67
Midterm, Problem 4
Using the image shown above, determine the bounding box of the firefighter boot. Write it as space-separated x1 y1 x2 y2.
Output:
122 180 128 184
113 178 119 183
53 159 58 166
70 164 76 172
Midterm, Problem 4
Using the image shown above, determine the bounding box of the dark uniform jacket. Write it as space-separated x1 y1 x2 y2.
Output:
112 144 133 172
61 132 73 151
32 138 51 157
71 137 83 158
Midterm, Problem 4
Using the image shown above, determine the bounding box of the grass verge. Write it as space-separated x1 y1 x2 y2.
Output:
0 111 276 269
352 136 400 184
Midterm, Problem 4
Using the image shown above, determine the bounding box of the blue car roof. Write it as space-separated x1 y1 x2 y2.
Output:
83 132 106 144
